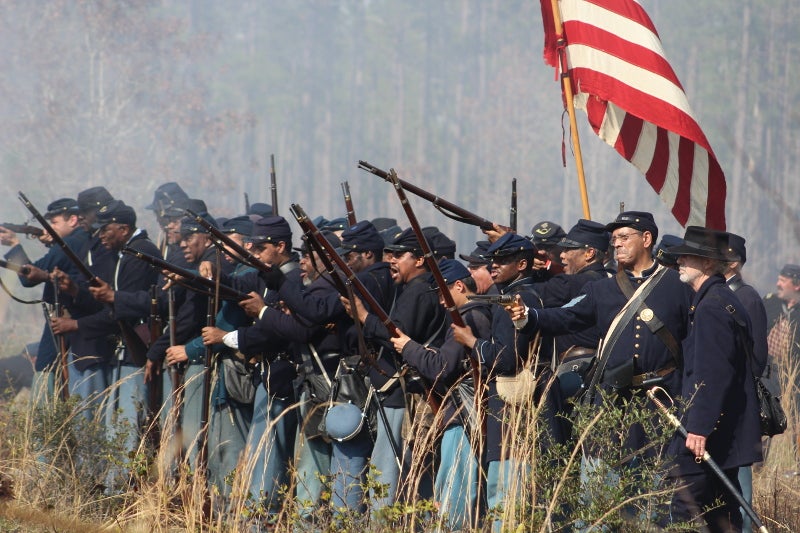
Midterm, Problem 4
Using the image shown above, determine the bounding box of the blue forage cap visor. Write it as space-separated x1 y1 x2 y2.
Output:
780 264 800 282
340 221 385 254
384 227 422 255
437 259 471 285
559 219 610 251
45 198 79 218
485 233 534 258
459 241 491 265
247 202 273 217
370 217 398 232
222 215 254 237
165 197 207 218
726 232 746 264
179 210 218 237
77 187 114 212
605 211 659 242
92 200 136 229
295 229 341 254
653 234 682 266
379 225 403 246
322 217 348 231
422 227 456 259
529 221 566 248
146 182 189 212
248 215 292 245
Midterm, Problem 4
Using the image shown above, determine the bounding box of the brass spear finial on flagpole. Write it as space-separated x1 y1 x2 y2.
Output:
550 0 591 220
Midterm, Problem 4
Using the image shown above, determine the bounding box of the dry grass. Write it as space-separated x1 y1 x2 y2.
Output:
1 347 800 532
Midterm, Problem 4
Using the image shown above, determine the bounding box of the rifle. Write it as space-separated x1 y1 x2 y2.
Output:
0 222 44 238
184 209 272 273
510 178 518 232
466 294 517 306
197 252 219 482
18 192 150 366
244 192 251 215
291 203 399 337
270 154 278 216
358 160 503 231
167 287 185 455
121 247 249 302
0 258 31 276
144 284 163 449
341 181 356 226
385 168 480 432
51 274 70 401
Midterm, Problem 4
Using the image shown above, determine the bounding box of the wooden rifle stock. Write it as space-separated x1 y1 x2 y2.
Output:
358 160 499 231
185 209 272 273
197 293 216 476
145 284 162 448
121 247 248 302
0 222 44 238
167 288 185 441
270 154 278 216
290 204 398 337
52 275 70 401
341 181 356 226
0 258 31 276
386 170 484 419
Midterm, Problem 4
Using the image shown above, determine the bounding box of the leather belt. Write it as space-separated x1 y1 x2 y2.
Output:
631 365 676 387
560 345 596 361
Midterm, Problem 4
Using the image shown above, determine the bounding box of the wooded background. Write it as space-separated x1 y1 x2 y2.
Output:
0 0 797 353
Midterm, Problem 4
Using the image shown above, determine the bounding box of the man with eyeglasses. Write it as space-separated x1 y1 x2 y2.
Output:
509 211 692 464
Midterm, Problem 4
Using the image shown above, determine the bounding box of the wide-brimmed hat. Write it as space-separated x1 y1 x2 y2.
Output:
665 226 730 261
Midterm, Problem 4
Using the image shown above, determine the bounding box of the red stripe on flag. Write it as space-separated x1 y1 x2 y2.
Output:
645 127 669 193
562 21 683 90
671 136 696 225
614 113 642 160
584 96 607 135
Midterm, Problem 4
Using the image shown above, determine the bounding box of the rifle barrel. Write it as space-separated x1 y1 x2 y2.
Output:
358 160 497 231
121 247 248 301
270 154 278 216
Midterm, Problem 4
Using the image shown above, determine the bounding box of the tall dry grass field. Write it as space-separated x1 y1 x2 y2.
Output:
1 352 800 532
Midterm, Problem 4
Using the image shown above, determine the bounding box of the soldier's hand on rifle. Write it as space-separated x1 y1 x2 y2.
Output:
452 322 477 350
339 294 369 324
22 264 49 284
38 232 53 246
51 316 78 334
198 260 215 279
88 277 114 303
144 359 161 383
0 226 19 247
165 345 188 366
161 271 180 291
202 326 228 345
482 222 510 243
505 294 529 328
390 328 411 353
51 267 78 297
239 291 266 318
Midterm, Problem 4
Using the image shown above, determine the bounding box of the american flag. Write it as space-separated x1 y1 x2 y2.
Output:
541 0 726 229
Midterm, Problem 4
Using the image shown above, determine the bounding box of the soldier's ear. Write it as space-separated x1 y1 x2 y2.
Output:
641 231 654 248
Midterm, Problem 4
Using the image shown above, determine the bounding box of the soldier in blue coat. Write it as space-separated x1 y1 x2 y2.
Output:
0 198 88 404
452 232 565 531
511 212 692 456
665 226 762 531
392 259 492 531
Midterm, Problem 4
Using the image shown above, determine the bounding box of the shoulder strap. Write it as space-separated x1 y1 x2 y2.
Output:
616 266 682 368
585 265 669 399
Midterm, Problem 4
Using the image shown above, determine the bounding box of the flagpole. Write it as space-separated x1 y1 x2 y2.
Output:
550 0 591 220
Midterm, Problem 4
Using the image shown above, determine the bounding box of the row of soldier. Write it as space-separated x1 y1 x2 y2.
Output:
0 181 781 531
